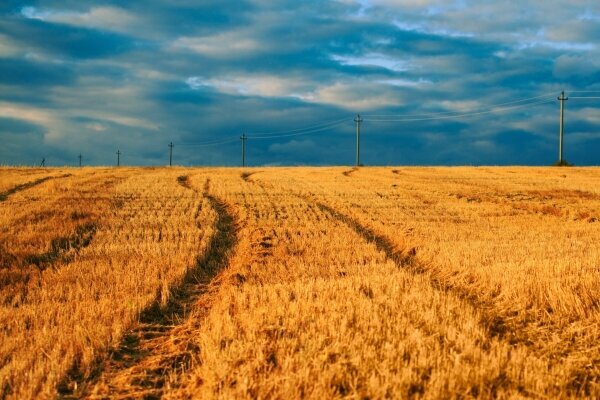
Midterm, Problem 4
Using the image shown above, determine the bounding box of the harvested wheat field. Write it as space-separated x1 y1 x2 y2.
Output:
0 166 598 399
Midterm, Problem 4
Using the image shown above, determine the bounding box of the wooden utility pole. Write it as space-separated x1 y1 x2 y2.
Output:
354 114 363 167
240 133 247 167
78 153 82 167
116 150 121 167
558 91 568 165
168 142 174 166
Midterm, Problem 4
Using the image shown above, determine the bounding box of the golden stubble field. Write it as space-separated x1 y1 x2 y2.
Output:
0 166 598 399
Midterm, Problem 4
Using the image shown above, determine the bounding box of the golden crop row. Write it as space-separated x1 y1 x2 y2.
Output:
0 169 216 399
166 168 598 399
0 167 598 399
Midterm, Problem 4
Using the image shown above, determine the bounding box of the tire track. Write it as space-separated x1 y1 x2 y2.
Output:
0 174 71 201
312 201 516 338
235 173 557 396
308 198 599 396
245 174 526 344
1 174 123 309
63 175 238 399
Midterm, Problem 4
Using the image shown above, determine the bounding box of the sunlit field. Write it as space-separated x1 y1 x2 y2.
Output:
0 166 598 399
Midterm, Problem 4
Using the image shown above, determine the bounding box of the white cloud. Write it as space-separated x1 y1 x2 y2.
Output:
0 34 21 57
578 10 600 21
393 20 473 38
186 75 305 98
331 53 409 72
20 6 48 20
186 75 402 110
377 78 432 87
0 103 54 125
304 82 402 110
438 100 482 112
84 122 107 132
173 32 262 58
516 39 595 52
368 0 451 9
0 102 73 143
20 6 138 34
553 54 600 78
85 112 159 131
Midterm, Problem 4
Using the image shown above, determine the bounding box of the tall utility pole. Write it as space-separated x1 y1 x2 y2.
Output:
168 142 174 166
116 150 121 167
558 90 568 165
354 114 363 167
78 153 82 167
240 133 247 167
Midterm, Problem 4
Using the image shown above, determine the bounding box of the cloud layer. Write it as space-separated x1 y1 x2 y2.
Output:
1 0 599 166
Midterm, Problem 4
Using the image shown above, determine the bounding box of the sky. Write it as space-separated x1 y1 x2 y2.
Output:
1 0 599 166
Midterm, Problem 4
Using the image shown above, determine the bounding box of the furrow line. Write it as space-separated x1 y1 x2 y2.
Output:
313 199 524 343
63 175 238 399
0 174 71 202
243 171 524 344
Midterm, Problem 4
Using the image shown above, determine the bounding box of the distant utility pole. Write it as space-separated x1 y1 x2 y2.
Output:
557 90 568 165
354 114 363 167
116 150 121 167
168 142 174 166
240 133 247 167
78 153 82 167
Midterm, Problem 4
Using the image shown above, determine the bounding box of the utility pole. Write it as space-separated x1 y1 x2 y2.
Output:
78 153 82 167
116 150 121 167
168 142 174 166
354 114 363 167
240 133 247 167
558 90 568 165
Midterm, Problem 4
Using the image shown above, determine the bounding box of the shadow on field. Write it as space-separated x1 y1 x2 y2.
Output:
61 175 237 399
342 167 358 177
241 171 260 182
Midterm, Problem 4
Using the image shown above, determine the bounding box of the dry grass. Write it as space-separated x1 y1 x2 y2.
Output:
0 168 216 398
0 168 70 199
0 166 598 399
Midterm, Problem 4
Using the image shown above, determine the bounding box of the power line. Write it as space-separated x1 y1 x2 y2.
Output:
178 117 349 147
366 97 555 121
166 92 575 149
363 92 557 119
179 137 239 147
248 117 349 137
365 98 554 122
250 120 349 139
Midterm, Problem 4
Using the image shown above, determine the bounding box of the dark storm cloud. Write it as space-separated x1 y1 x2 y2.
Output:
1 18 136 59
0 57 75 86
1 0 599 166
0 116 44 135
